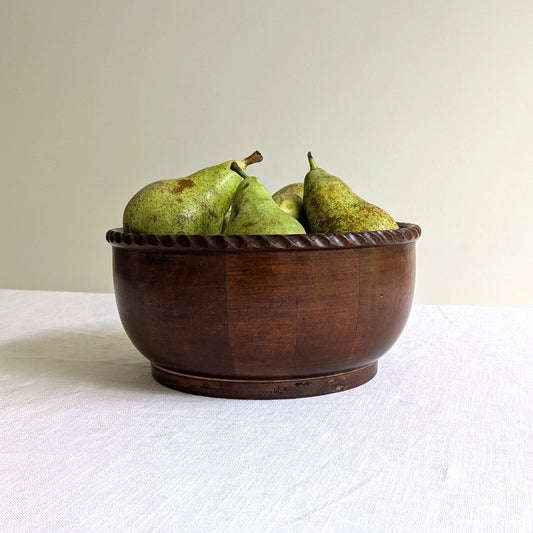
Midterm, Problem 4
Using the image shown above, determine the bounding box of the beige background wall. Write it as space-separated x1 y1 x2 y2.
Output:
1 1 532 306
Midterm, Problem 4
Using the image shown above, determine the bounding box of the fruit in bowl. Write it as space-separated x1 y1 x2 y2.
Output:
107 151 421 399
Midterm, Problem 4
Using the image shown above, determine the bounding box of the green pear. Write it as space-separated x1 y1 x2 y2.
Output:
221 205 232 233
272 183 308 230
224 163 306 235
273 182 304 198
273 191 304 220
123 151 263 235
304 152 398 233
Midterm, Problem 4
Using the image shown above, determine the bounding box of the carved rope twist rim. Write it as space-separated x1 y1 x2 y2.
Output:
106 223 421 252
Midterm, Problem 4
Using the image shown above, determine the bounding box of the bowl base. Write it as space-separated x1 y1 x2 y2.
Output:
150 362 378 399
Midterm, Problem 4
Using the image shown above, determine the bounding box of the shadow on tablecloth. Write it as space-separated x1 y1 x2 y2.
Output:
0 329 167 393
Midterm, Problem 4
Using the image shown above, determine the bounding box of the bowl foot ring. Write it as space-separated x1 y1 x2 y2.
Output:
150 362 378 399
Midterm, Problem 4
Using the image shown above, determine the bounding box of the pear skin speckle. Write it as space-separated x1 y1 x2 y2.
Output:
273 192 305 222
303 162 398 233
224 175 306 236
123 159 247 235
272 182 304 198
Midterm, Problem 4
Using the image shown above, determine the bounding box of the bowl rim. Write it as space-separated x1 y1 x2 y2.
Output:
106 223 421 253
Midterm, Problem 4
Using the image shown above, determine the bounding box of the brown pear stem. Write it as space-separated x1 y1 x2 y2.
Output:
243 150 263 168
230 161 248 179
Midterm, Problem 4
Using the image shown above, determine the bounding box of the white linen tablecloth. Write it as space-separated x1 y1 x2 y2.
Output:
1 289 532 532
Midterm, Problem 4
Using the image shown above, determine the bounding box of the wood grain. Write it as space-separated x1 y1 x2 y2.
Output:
109 224 421 398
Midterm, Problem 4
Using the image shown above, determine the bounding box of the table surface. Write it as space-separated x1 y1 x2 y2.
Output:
1 289 532 532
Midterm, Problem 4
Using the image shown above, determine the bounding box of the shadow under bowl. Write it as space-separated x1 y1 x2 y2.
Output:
106 223 421 399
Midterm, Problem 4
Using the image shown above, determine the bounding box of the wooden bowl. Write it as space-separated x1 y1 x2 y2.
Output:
106 223 421 399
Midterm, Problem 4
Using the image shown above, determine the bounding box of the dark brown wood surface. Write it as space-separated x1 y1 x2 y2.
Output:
109 224 420 399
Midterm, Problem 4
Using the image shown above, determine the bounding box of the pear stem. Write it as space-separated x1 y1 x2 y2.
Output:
231 161 249 179
307 152 318 170
243 150 263 168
